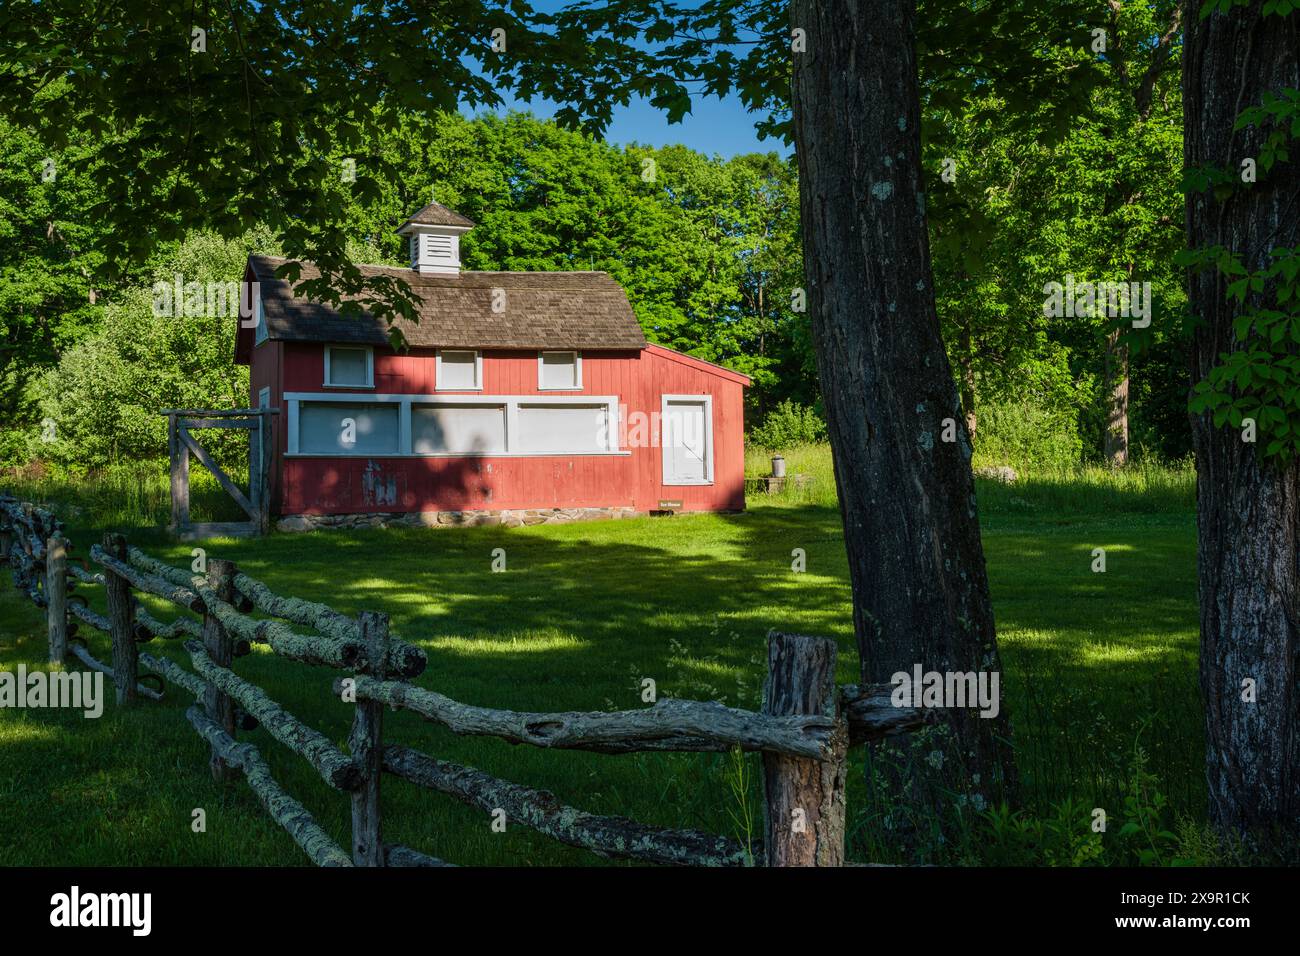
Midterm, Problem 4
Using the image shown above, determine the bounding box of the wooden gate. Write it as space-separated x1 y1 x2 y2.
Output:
164 408 278 539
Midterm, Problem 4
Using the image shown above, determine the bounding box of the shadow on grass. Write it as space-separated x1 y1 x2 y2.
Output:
1 499 1202 863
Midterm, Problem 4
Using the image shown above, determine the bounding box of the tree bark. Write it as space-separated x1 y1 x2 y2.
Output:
1183 9 1300 837
789 0 1016 801
958 315 977 440
1104 327 1130 467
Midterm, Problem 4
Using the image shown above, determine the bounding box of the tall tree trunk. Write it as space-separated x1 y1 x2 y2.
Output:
790 0 1016 803
1104 262 1134 467
1184 9 1300 838
1104 328 1129 467
958 314 977 440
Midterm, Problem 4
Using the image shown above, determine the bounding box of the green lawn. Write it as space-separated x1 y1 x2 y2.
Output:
0 461 1202 865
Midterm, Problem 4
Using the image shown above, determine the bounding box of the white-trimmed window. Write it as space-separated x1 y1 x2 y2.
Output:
284 392 622 457
538 350 582 390
661 395 714 485
437 350 482 390
324 345 374 388
298 402 399 455
257 386 270 409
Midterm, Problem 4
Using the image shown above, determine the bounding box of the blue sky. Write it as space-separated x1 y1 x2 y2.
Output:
462 0 780 159
478 89 776 159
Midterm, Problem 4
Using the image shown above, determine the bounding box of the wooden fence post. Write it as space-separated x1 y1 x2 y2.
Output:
203 558 239 782
169 413 191 533
46 535 68 664
350 611 389 866
103 532 138 705
761 631 847 866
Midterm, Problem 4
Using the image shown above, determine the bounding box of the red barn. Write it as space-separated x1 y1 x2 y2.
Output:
234 202 750 531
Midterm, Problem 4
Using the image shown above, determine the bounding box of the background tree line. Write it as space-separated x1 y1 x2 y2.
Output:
4 94 1185 471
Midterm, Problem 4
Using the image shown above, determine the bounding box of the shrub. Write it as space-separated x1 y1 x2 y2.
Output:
748 400 827 449
972 399 1083 470
0 428 38 469
33 229 272 469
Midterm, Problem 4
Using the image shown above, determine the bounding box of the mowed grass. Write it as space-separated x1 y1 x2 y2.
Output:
0 456 1199 865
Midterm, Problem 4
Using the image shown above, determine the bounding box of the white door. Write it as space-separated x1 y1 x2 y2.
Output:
663 397 711 484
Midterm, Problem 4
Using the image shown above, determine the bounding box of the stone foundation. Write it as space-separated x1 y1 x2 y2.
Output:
276 506 644 533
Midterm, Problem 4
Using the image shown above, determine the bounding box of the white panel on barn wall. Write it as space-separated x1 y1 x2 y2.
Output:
398 399 413 454
517 404 607 453
287 400 300 454
412 404 507 454
299 403 400 454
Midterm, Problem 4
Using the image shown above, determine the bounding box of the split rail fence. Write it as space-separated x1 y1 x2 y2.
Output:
0 493 929 866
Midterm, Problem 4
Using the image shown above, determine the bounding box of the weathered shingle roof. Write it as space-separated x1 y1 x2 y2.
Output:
395 201 476 231
247 255 647 351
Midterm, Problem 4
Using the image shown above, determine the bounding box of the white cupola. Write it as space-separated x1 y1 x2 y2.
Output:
395 200 475 275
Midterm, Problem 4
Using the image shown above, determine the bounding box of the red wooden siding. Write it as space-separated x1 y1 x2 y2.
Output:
251 343 747 516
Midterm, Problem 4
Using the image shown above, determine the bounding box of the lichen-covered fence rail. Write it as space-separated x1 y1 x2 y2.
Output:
0 496 373 864
0 493 929 867
339 676 841 759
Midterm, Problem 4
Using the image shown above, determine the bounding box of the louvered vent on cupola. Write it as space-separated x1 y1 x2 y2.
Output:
395 200 476 276
424 233 455 262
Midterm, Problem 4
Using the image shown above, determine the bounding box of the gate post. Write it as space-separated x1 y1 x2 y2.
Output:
254 410 273 535
168 413 191 533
